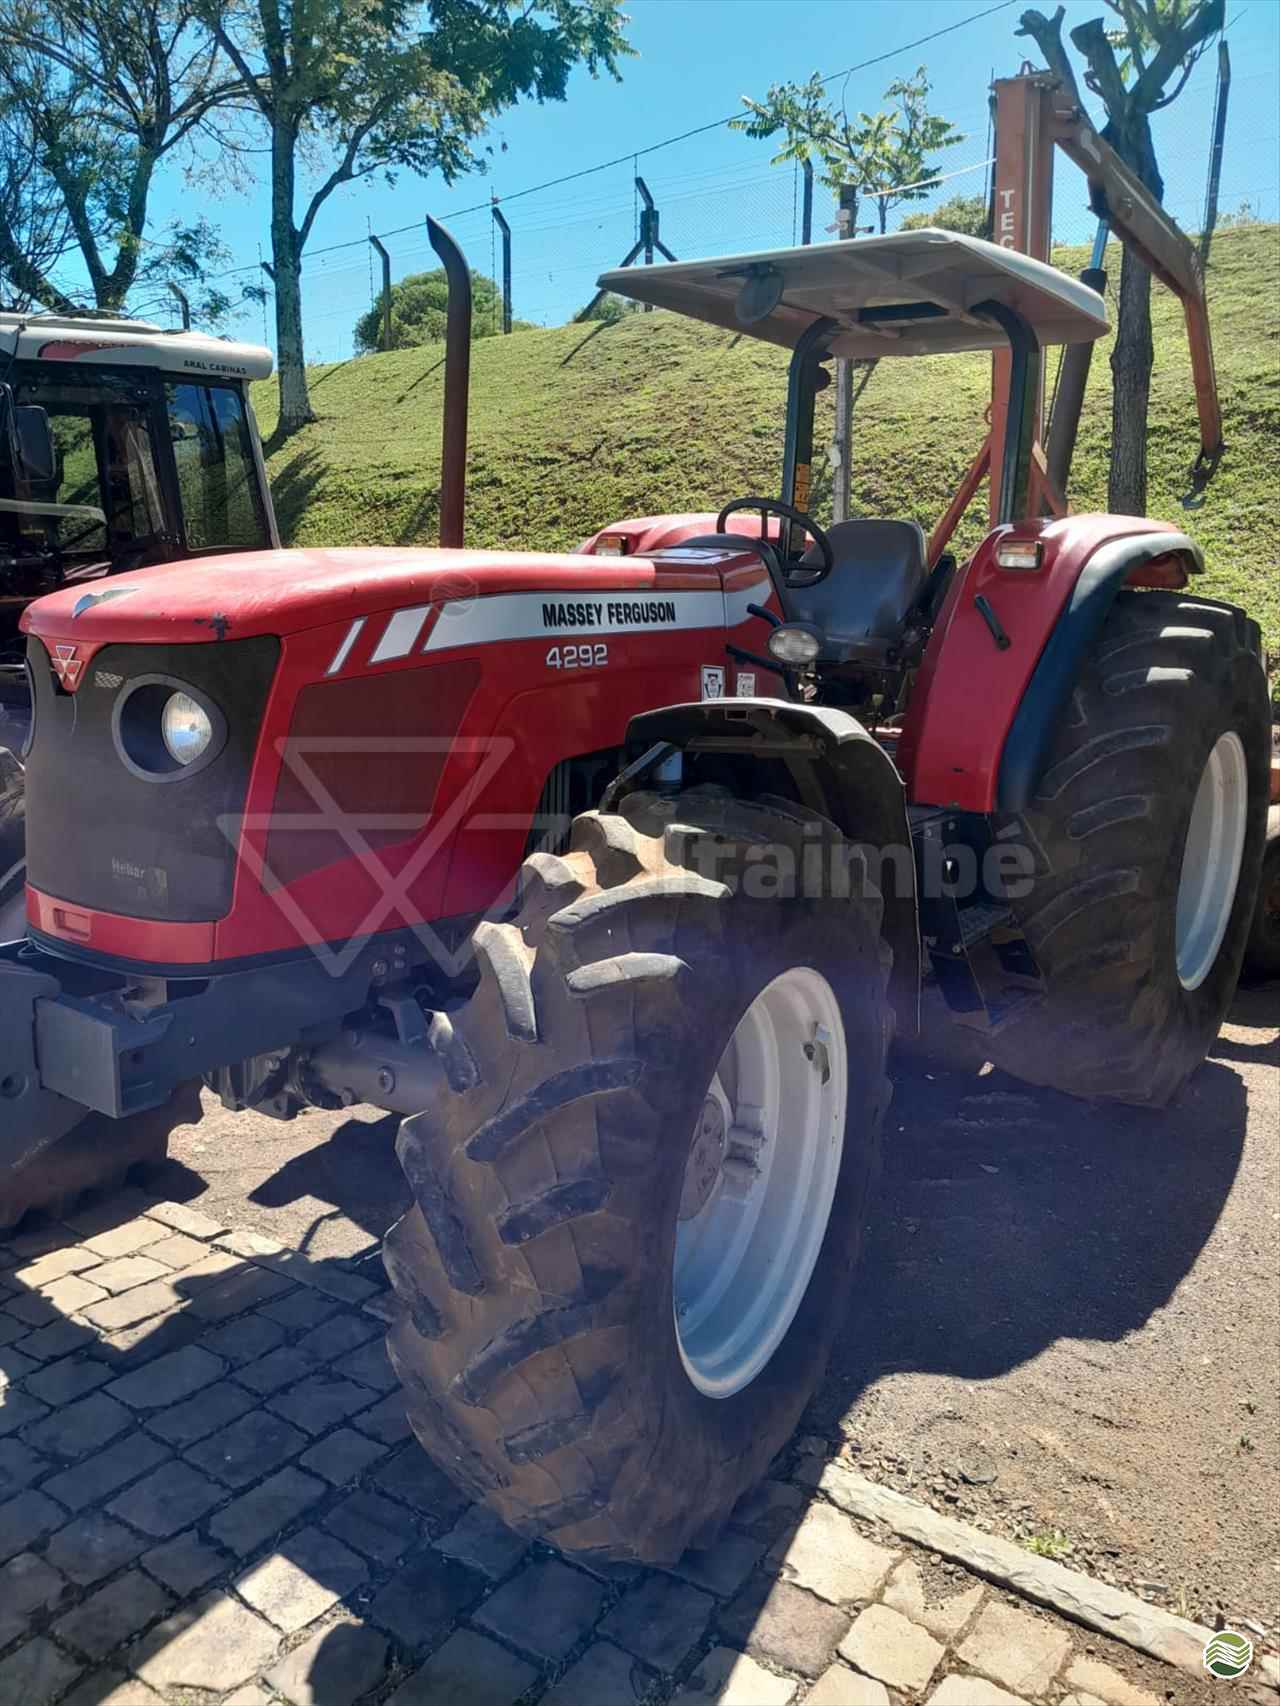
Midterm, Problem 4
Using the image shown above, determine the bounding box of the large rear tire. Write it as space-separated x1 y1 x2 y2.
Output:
383 788 892 1564
988 591 1270 1104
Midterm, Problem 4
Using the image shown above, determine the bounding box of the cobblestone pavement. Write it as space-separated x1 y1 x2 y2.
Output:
3 1188 1277 1706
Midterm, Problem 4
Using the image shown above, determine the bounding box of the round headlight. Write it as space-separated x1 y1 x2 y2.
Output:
161 691 214 766
767 623 823 666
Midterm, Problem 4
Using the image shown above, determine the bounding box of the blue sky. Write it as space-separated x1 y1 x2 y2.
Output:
132 0 1279 360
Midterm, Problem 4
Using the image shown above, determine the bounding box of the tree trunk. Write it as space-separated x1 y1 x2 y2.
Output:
269 126 314 433
1108 242 1153 514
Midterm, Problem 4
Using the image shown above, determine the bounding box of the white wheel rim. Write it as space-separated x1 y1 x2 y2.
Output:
673 966 847 1400
1175 730 1249 991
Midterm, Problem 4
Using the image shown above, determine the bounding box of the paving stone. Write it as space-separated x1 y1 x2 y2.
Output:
62 1188 156 1236
300 1426 388 1485
294 1310 380 1363
208 1466 328 1557
107 1459 225 1537
22 1388 131 1460
542 1639 658 1705
185 1262 294 1322
332 1335 398 1392
200 1311 287 1367
0 1552 66 1649
840 1603 946 1694
673 1644 798 1704
141 1232 209 1269
719 1575 851 1678
0 1636 82 1705
0 1387 48 1435
0 1435 47 1495
224 1690 272 1706
670 1530 767 1597
433 1503 527 1578
883 1559 985 1640
601 1572 715 1672
388 1628 538 1706
0 1487 66 1560
187 1406 308 1487
3 1288 63 1326
2 1223 74 1261
370 1442 467 1526
80 1279 182 1332
0 1309 33 1348
12 1317 95 1361
768 1504 898 1606
24 1353 113 1406
61 1671 165 1706
324 1487 420 1564
928 1676 1031 1706
85 1218 169 1259
956 1600 1074 1697
353 1389 413 1444
147 1377 257 1446
264 1621 389 1706
257 1249 379 1305
805 1665 892 1706
144 1200 227 1239
476 1554 607 1662
29 1272 109 1315
41 1430 169 1512
0 1344 37 1386
53 1567 172 1659
84 1310 202 1370
259 1287 341 1331
730 1478 806 1540
217 1227 288 1259
13 1247 101 1287
239 1345 314 1396
141 1528 228 1595
107 1343 225 1409
45 1511 146 1586
236 1526 367 1631
368 1548 487 1650
1064 1657 1164 1706
89 1254 174 1294
135 1591 280 1690
269 1371 377 1435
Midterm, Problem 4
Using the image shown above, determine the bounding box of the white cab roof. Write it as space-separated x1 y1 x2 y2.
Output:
598 229 1109 358
0 311 273 380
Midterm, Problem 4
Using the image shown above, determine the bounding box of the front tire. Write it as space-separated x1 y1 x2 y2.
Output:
383 788 892 1564
988 592 1270 1104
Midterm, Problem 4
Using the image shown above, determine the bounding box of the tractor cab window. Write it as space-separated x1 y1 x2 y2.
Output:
165 382 270 552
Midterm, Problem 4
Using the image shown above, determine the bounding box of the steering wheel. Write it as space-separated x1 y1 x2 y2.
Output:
715 496 835 584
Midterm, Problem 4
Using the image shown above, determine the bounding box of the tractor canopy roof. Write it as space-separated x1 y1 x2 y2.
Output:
0 310 273 380
598 229 1108 359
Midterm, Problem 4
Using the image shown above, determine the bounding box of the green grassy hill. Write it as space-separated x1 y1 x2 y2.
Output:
254 223 1280 684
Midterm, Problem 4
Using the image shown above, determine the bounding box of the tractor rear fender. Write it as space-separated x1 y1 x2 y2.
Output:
580 512 781 555
899 514 1205 815
620 698 921 1036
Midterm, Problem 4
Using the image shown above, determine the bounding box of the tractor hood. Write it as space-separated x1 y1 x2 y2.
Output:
19 544 714 648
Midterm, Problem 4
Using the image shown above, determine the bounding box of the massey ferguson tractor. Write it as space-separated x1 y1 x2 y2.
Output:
0 74 1271 1565
0 308 277 933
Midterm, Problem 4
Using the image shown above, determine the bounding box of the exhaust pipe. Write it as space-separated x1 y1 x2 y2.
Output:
426 215 472 549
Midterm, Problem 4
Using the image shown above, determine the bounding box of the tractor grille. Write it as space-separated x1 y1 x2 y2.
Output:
25 634 279 922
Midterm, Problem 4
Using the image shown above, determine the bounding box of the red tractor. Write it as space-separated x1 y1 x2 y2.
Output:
0 207 1270 1564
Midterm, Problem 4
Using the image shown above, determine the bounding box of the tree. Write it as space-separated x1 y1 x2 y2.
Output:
575 290 641 325
900 192 989 237
353 265 530 352
202 0 631 434
733 66 962 235
0 0 244 313
1016 1 1224 513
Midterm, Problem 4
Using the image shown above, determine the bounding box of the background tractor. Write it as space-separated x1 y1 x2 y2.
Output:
0 182 1269 1562
0 308 277 934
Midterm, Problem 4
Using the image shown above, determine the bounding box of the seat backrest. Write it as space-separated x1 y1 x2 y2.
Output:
789 519 928 642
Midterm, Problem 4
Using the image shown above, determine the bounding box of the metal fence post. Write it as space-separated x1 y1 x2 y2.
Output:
368 235 392 350
167 282 191 330
492 203 512 333
801 159 814 245
1199 39 1232 266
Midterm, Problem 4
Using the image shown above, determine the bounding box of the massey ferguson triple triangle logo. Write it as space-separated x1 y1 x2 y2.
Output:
52 644 82 688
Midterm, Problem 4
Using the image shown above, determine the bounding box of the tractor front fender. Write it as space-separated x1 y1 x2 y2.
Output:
621 697 920 1036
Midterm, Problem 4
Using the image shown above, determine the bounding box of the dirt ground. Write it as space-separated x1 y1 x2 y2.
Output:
162 978 1280 1647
